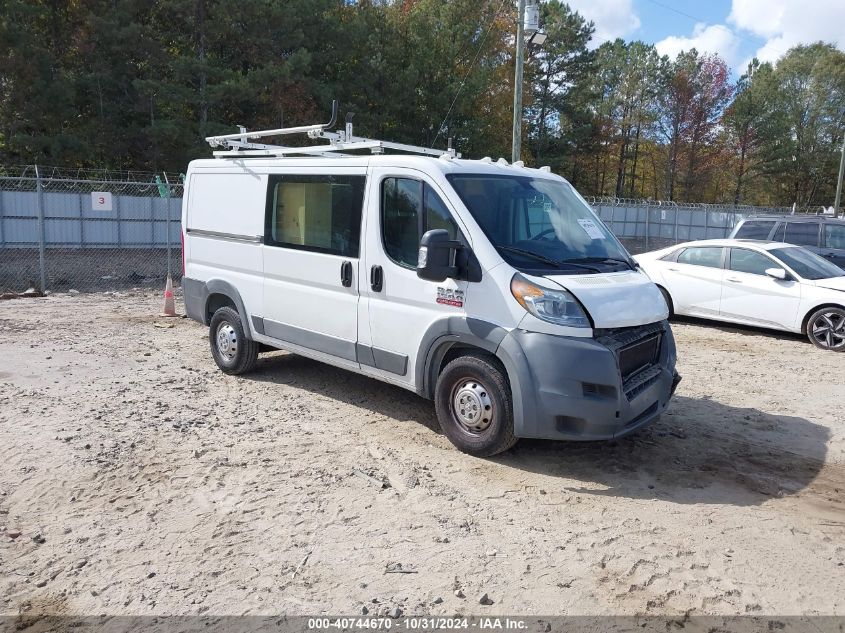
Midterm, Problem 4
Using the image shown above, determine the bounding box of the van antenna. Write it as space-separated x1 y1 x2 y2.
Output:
345 112 355 141
325 100 339 130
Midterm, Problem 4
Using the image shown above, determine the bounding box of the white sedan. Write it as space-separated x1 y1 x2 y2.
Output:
634 239 845 351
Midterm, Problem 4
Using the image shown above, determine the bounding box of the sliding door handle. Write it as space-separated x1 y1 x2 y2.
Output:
340 261 353 287
370 265 383 292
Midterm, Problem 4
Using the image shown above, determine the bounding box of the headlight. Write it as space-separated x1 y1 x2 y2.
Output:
510 273 590 328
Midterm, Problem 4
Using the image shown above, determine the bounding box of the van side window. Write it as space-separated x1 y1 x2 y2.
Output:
826 224 845 249
265 175 365 257
784 221 820 248
735 220 775 240
382 178 458 268
425 185 459 241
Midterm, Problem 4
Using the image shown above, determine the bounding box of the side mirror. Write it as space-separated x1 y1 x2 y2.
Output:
417 229 462 282
765 267 788 280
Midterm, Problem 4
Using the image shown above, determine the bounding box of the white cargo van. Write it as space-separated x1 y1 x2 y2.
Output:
181 108 680 456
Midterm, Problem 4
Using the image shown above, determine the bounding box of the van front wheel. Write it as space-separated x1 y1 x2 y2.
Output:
434 353 518 457
209 306 259 374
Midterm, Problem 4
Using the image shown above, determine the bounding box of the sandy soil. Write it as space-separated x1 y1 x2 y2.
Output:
1 291 844 618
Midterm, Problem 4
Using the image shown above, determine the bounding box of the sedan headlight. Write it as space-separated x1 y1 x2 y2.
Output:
510 273 590 327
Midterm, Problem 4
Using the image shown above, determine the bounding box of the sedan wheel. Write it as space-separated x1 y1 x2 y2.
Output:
807 307 845 351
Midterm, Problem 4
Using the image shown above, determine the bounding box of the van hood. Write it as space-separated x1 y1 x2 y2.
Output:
814 276 845 292
544 271 669 329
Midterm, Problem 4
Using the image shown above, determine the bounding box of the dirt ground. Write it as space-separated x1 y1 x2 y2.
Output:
1 290 844 618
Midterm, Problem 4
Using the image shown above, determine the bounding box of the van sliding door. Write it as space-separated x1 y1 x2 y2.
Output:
260 172 366 366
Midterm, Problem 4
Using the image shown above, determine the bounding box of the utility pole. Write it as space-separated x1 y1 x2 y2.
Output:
511 0 526 163
835 130 845 218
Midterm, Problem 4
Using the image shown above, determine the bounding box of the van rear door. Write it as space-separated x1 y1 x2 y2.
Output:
261 172 366 366
184 170 266 322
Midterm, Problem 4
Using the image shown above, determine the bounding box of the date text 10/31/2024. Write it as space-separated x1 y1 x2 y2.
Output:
307 617 529 631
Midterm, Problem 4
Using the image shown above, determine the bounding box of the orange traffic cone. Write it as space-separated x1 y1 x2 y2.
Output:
160 274 177 317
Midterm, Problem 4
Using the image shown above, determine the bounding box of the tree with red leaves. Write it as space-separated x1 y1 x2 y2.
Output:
657 50 734 202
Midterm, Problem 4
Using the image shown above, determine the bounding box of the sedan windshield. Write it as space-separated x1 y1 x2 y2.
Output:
447 174 633 274
770 247 845 280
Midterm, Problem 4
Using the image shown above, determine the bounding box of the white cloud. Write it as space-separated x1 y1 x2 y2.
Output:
728 0 845 63
655 23 742 67
726 0 785 38
564 0 641 45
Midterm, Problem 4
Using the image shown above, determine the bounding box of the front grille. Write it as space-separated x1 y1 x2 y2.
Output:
595 322 665 400
623 364 662 400
618 334 661 381
594 321 664 352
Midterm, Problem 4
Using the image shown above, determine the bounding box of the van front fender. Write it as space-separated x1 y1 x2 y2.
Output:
416 317 534 438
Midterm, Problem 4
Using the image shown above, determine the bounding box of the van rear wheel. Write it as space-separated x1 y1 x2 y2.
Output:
434 353 517 457
209 306 259 374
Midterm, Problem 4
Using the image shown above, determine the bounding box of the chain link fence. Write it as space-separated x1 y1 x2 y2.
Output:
585 196 795 255
0 166 815 295
1 166 182 294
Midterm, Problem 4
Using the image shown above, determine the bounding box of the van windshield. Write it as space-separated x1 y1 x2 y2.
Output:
447 174 634 274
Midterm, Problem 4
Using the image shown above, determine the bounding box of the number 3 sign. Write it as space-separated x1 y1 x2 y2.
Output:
91 191 113 211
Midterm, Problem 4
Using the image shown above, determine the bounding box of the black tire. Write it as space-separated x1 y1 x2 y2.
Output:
209 306 259 374
658 285 674 318
434 353 518 457
806 306 845 352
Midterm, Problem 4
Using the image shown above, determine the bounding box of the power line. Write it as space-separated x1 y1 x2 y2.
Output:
644 0 723 29
432 0 509 147
643 0 788 59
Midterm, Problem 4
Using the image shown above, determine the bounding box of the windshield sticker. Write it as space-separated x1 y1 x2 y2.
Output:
436 287 464 308
577 218 605 240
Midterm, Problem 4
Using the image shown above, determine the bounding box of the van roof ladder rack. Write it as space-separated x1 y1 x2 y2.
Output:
205 100 459 159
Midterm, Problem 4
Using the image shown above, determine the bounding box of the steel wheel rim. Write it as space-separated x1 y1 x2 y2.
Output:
215 322 238 360
811 311 845 350
451 378 494 433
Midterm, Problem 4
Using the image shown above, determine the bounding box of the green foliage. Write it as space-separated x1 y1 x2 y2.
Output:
0 0 842 207
525 1 595 170
757 44 845 207
585 39 669 197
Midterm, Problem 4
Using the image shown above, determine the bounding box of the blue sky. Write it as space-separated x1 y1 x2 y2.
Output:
636 1 735 44
561 0 845 74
